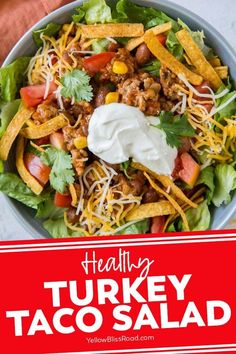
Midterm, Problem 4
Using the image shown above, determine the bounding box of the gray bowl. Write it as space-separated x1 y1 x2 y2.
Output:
2 0 236 238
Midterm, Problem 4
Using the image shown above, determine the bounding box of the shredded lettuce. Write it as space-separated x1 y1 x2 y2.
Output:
0 160 4 173
0 57 31 102
197 166 215 203
212 164 236 207
0 99 21 138
33 23 62 47
142 60 161 77
215 90 236 122
73 0 112 24
116 219 150 235
166 223 176 232
182 201 211 231
113 0 179 31
166 30 184 61
36 198 66 219
43 218 82 238
0 172 49 209
92 39 110 53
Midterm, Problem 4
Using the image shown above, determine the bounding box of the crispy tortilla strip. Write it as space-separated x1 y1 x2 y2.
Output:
82 23 144 39
16 136 43 195
144 31 202 85
144 172 189 231
132 162 197 208
215 66 228 80
69 184 78 207
126 201 175 221
176 29 222 90
126 22 172 51
164 187 206 231
20 114 68 139
0 106 34 161
209 57 221 67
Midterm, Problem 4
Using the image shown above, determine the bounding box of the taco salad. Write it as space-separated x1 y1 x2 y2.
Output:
0 0 236 238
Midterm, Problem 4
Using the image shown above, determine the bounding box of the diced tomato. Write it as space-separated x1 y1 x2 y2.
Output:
34 136 50 146
151 216 165 233
83 52 116 75
178 152 200 187
43 93 56 105
20 82 57 107
193 81 213 113
24 153 51 186
54 192 72 208
157 34 167 46
193 81 211 97
50 132 66 150
172 154 182 179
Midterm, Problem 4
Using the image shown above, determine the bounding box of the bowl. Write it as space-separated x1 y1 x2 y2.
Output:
2 0 236 238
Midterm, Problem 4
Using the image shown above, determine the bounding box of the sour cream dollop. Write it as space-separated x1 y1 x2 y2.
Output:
87 103 177 176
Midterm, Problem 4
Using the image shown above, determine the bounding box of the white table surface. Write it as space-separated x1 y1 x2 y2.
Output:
1 0 236 240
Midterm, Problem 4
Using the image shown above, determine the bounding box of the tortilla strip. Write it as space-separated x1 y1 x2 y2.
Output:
16 136 43 195
132 162 197 208
144 172 190 231
164 187 206 231
209 57 221 67
20 114 68 139
126 201 175 221
126 22 172 51
0 106 34 161
144 31 202 85
82 23 144 39
69 184 78 207
215 66 228 80
176 29 222 90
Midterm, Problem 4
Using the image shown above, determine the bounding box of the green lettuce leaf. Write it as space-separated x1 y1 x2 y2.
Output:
0 99 21 138
73 0 112 24
43 218 83 238
0 160 4 173
212 164 236 207
182 201 211 231
166 30 184 61
215 90 236 122
33 23 62 47
166 223 176 232
116 219 150 235
142 60 161 77
113 0 179 31
0 172 49 209
0 57 31 102
177 19 213 58
92 39 109 53
197 166 215 203
36 198 66 219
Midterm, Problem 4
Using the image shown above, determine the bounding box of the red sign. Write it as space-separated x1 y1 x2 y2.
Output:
0 231 236 353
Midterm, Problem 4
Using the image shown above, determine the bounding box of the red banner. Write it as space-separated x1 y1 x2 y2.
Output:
1 230 236 353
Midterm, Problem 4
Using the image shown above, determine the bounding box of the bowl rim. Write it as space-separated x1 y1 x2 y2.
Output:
2 0 236 238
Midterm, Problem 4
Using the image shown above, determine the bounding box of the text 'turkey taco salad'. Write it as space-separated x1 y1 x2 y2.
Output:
0 0 236 238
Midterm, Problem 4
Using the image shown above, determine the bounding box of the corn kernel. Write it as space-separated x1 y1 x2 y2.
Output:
112 61 128 75
74 137 87 150
105 92 120 104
